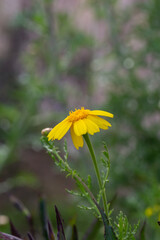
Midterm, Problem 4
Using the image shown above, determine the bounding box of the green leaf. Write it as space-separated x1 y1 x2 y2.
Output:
96 205 117 240
63 140 68 161
139 221 146 240
114 211 139 240
103 214 117 240
87 175 91 189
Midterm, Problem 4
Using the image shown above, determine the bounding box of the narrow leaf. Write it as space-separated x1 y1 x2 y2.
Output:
55 206 66 240
47 220 56 240
9 220 21 238
71 225 78 240
27 233 35 240
10 196 30 217
27 216 35 238
139 221 146 240
0 232 23 240
10 196 35 236
103 214 117 240
95 204 117 240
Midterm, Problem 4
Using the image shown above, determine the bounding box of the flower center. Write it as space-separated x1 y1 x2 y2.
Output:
68 107 89 122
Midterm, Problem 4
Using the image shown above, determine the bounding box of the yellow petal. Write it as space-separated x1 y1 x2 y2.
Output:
56 121 72 140
73 119 87 136
70 125 83 149
88 115 111 130
47 118 71 141
83 118 100 135
90 110 114 118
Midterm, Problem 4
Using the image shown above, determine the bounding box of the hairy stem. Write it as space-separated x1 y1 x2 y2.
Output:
83 134 109 219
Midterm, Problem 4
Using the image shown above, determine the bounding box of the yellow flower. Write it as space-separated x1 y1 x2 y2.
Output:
145 205 160 218
145 207 153 217
48 107 113 149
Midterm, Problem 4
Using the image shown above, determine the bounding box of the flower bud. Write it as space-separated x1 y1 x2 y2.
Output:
41 128 52 136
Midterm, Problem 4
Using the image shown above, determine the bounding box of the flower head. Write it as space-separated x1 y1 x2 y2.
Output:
145 205 160 218
48 107 113 149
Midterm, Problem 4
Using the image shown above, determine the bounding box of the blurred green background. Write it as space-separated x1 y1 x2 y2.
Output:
0 0 160 239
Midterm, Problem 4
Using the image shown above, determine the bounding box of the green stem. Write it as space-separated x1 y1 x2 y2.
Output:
83 133 109 218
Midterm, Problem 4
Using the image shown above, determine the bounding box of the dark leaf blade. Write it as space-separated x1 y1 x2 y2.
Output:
71 225 78 240
95 204 117 240
10 196 35 236
10 196 29 216
47 220 56 240
27 232 35 240
0 232 24 240
103 217 117 240
9 220 21 238
55 206 66 240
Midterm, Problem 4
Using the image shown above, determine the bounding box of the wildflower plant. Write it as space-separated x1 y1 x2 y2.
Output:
41 107 139 240
0 107 141 240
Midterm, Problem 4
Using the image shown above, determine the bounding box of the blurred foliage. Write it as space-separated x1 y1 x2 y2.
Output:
0 197 78 240
0 0 160 239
